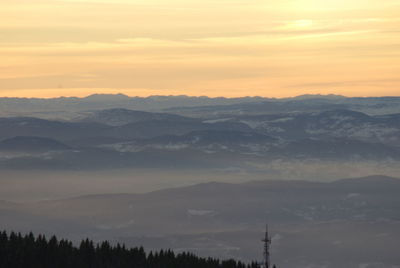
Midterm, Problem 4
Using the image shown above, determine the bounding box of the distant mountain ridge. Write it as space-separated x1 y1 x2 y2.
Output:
0 94 265 119
0 136 70 152
77 108 194 126
235 109 400 146
1 108 400 170
2 94 400 119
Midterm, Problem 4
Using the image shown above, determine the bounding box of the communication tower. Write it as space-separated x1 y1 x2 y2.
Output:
262 224 272 268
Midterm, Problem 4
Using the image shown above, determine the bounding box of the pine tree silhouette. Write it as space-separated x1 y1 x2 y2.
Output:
0 230 264 268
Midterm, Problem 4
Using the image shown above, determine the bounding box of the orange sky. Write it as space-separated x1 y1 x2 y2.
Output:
1 0 400 98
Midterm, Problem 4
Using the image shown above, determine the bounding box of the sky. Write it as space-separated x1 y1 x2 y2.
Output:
0 0 400 98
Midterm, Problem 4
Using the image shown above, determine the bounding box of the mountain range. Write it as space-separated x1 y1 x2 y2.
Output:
0 105 400 170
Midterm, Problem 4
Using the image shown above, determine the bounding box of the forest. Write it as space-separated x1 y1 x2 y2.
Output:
0 230 263 268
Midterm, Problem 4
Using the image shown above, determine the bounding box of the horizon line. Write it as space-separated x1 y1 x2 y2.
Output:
2 93 397 100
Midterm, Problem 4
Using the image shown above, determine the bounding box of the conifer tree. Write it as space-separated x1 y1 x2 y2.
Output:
0 230 264 268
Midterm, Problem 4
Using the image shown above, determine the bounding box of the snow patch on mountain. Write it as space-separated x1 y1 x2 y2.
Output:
269 117 295 123
203 118 233 124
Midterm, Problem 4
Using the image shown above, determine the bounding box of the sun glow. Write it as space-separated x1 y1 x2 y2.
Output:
288 20 314 29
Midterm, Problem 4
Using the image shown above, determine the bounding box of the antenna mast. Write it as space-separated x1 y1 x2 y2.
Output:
262 224 272 268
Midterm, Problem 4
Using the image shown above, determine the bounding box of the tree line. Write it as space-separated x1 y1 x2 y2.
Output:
0 230 262 268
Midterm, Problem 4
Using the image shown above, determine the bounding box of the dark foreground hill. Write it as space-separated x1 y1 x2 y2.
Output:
0 230 261 268
1 175 399 268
